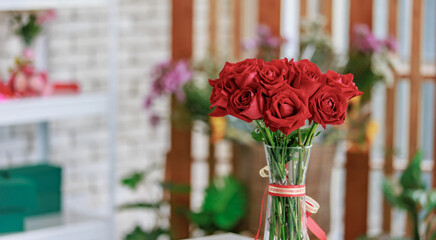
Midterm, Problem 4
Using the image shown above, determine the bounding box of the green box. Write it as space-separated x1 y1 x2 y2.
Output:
0 177 36 233
4 164 62 216
0 211 26 233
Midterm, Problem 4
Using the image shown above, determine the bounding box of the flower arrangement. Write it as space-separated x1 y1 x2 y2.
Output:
0 53 48 99
209 58 362 239
344 24 396 148
344 24 395 104
145 59 213 126
0 11 70 101
11 10 56 47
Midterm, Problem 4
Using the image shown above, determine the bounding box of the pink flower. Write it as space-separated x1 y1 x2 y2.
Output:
23 48 35 60
36 10 57 24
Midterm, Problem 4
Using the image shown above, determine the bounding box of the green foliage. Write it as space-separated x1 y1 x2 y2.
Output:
12 14 42 46
124 226 169 240
188 176 247 234
343 51 381 104
183 82 211 123
382 151 436 240
121 172 144 190
120 164 173 240
400 152 425 190
251 129 264 142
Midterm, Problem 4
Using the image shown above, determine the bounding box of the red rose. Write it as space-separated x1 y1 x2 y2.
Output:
227 86 265 122
288 59 322 98
209 77 237 117
309 84 348 128
264 86 311 135
324 70 362 99
258 59 288 96
227 58 263 88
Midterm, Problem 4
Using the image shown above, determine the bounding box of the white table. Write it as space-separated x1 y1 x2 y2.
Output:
185 233 253 240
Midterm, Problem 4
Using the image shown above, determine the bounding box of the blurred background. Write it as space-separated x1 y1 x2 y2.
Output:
0 0 434 240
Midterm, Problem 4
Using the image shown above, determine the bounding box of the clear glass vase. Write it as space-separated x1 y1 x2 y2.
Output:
263 144 312 240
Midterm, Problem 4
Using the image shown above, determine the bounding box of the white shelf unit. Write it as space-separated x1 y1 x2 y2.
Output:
0 0 107 11
0 0 118 239
0 93 108 126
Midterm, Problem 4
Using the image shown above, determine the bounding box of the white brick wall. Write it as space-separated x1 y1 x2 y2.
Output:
0 0 234 238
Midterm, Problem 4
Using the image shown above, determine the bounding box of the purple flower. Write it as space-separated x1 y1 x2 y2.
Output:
352 24 381 53
145 59 193 110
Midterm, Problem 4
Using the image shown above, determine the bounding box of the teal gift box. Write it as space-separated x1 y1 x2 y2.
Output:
4 164 62 216
0 177 36 233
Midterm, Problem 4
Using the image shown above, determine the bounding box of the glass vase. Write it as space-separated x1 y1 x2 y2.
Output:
263 144 312 240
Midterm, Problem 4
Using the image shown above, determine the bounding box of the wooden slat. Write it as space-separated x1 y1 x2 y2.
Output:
208 140 216 182
321 0 333 34
383 0 399 232
349 0 373 38
258 0 281 58
167 0 193 238
344 1 373 238
209 0 217 57
408 0 423 161
345 150 370 240
300 0 307 18
258 0 281 36
233 0 242 60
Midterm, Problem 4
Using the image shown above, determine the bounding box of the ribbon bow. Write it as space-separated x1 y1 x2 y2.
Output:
255 166 327 240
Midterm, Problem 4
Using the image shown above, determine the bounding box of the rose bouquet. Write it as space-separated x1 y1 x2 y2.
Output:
209 58 362 240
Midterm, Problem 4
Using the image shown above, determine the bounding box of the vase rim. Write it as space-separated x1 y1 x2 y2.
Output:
263 143 312 149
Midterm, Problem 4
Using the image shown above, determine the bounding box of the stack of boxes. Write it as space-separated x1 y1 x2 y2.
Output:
0 164 61 233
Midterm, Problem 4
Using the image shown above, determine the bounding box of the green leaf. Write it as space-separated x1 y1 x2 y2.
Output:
119 202 162 210
121 172 144 190
124 226 170 240
251 130 263 142
400 151 425 190
382 179 407 209
189 176 247 232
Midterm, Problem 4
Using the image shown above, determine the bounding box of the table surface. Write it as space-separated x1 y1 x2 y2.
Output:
185 233 253 240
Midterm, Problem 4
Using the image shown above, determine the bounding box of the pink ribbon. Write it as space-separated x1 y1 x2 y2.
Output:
254 184 327 240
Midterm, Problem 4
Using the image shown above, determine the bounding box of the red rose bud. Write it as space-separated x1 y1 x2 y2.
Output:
264 86 311 135
309 84 348 128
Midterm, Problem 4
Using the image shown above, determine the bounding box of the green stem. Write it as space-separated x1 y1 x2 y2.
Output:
303 123 318 146
297 129 303 147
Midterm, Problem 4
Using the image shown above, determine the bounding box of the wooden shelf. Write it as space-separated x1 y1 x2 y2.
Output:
0 0 107 11
0 93 108 126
